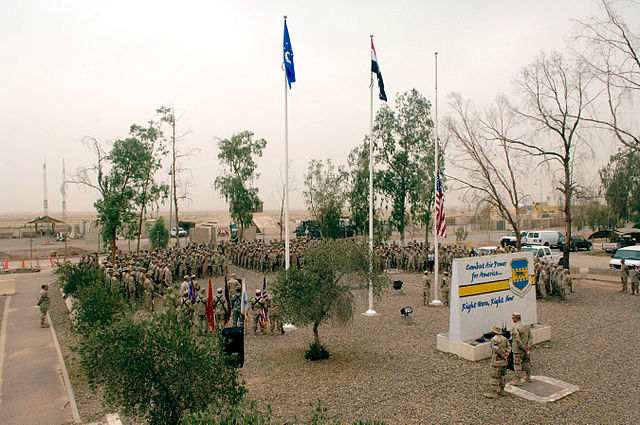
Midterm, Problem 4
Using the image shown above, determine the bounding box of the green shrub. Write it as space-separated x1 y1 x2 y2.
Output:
149 216 169 249
73 279 126 335
53 261 105 296
79 309 245 425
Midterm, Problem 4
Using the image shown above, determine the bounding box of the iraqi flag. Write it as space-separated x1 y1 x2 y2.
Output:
371 38 387 102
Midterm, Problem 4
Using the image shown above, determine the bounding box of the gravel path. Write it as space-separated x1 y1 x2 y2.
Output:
235 267 639 425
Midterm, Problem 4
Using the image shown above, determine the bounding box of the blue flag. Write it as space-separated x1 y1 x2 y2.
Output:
283 20 296 89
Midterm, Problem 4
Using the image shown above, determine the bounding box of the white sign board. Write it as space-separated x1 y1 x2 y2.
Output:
449 252 537 342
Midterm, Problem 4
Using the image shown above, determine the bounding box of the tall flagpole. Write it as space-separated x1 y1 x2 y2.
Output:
432 52 442 306
284 16 290 271
365 35 376 316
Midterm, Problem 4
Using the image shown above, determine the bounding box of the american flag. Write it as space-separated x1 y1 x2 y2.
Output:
258 277 269 328
435 171 447 238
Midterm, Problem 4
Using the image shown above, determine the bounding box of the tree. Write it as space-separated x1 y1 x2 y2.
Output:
214 131 266 238
347 140 372 236
372 89 435 245
303 159 347 239
79 310 245 425
129 119 169 252
149 216 170 249
504 52 597 268
573 0 640 151
600 148 640 225
73 136 150 263
158 106 194 248
445 94 526 249
271 240 388 359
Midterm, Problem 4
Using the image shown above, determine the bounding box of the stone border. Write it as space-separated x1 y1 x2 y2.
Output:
47 311 82 423
505 375 579 403
0 296 11 404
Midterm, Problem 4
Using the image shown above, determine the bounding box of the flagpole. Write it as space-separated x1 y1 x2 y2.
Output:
284 16 290 271
432 51 442 306
365 35 376 316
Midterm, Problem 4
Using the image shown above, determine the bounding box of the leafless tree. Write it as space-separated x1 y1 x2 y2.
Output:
157 106 196 248
503 52 598 268
272 163 297 242
573 0 640 151
444 94 527 249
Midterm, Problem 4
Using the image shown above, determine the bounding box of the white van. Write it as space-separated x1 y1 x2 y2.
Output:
524 230 563 248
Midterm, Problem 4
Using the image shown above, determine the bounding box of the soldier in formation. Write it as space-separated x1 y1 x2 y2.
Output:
213 288 228 331
230 287 243 327
620 259 629 293
422 270 432 306
250 289 267 335
630 265 639 296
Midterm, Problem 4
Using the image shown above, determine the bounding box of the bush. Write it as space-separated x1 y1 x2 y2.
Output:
54 261 105 296
305 343 330 361
73 279 126 335
149 217 169 249
79 309 245 425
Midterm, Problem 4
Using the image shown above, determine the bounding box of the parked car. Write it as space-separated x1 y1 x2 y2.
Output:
500 231 528 248
520 245 563 265
477 246 499 255
602 236 639 254
609 246 640 269
171 227 187 238
523 230 563 248
557 235 592 251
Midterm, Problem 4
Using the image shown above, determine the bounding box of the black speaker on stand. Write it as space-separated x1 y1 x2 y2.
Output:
221 326 245 367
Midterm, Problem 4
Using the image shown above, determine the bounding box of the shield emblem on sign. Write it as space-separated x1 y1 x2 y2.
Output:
509 258 531 298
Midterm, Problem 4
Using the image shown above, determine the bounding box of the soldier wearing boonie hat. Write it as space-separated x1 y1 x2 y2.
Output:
484 324 511 398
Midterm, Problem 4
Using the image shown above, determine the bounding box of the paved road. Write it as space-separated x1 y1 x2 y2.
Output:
0 270 74 425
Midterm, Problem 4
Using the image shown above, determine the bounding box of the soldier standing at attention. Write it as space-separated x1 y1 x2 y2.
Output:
230 287 243 327
630 265 639 296
620 259 629 293
561 269 572 305
509 312 532 386
37 284 50 328
213 288 228 330
484 324 510 398
250 289 265 335
422 270 432 306
441 272 450 307
195 288 207 329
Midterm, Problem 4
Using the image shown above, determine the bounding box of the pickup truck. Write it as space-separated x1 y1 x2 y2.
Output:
602 236 638 254
500 231 527 248
520 245 563 265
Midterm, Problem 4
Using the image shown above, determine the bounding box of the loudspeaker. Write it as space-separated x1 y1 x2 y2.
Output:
221 326 244 367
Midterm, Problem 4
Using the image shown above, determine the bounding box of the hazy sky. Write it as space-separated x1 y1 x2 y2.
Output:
1 0 635 215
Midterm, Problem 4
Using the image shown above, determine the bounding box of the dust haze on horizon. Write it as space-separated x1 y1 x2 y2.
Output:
1 0 634 216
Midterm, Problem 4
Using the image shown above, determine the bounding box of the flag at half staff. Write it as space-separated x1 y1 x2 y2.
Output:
371 38 387 102
283 19 296 89
436 170 447 238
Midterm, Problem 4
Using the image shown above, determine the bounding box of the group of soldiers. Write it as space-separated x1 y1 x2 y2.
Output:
174 274 284 335
485 312 533 398
421 269 450 307
533 258 573 304
620 259 640 295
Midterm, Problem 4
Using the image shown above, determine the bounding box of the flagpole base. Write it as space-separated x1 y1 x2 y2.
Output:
363 309 378 316
283 323 296 330
431 299 442 306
